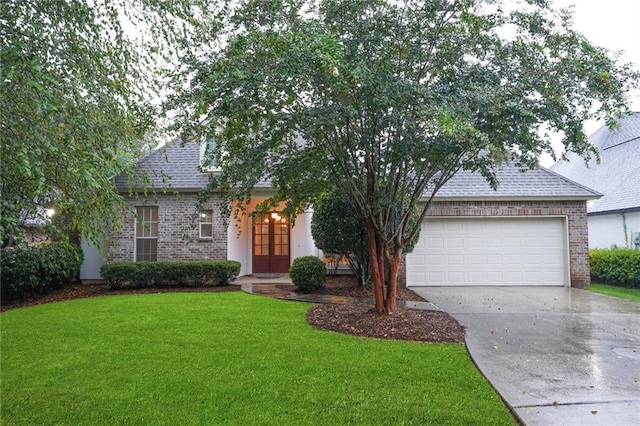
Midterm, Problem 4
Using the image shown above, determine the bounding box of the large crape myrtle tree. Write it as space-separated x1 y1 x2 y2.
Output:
167 0 638 313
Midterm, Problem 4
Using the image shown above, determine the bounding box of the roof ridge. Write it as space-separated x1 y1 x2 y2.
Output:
602 135 640 150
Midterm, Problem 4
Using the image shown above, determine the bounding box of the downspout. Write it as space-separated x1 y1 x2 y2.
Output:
621 213 629 248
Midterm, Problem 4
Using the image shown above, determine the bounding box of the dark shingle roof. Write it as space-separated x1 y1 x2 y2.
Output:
430 161 601 200
550 112 640 213
116 140 601 201
114 141 209 191
114 141 273 191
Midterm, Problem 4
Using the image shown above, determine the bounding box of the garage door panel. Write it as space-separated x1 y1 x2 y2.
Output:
468 254 483 264
413 237 426 250
543 236 561 247
468 272 484 283
448 271 464 283
467 237 483 248
486 237 502 248
543 254 562 265
447 238 464 249
429 220 447 231
429 271 445 284
484 221 502 231
486 271 504 282
504 254 522 264
427 238 444 249
505 239 524 248
524 271 543 282
523 235 540 246
406 218 568 287
505 271 523 281
446 220 465 231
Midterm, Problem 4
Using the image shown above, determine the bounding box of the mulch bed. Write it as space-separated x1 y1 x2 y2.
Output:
302 275 465 343
307 304 465 343
1 275 465 344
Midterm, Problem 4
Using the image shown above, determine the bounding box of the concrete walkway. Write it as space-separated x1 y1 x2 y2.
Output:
409 286 640 426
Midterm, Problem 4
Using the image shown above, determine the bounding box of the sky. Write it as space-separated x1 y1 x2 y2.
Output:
540 0 640 165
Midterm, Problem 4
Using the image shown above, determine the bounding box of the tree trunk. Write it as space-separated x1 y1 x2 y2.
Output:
366 220 385 312
384 250 401 313
366 221 404 314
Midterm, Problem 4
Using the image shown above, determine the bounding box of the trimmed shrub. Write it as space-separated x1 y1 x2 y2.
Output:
289 256 326 292
0 242 83 302
1 246 42 300
100 260 241 289
590 248 640 288
40 242 83 288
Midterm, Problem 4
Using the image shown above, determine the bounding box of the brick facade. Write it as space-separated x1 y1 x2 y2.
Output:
109 194 590 288
411 199 590 288
108 193 227 263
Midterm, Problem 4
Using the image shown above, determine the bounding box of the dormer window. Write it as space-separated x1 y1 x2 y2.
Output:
200 137 221 171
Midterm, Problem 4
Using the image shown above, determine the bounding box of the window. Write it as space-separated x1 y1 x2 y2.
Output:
200 137 221 171
135 206 158 261
199 210 213 239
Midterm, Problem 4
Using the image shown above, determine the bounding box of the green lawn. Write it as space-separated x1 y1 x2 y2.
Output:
590 283 640 302
1 292 514 425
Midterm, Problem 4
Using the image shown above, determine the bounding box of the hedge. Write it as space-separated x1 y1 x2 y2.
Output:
0 242 83 302
100 260 241 289
590 248 640 288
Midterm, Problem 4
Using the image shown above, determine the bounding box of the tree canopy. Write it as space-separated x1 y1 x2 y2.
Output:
0 0 206 246
168 0 638 312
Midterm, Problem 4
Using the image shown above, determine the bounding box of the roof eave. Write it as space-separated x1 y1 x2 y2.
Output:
588 206 640 216
117 186 277 195
425 195 602 202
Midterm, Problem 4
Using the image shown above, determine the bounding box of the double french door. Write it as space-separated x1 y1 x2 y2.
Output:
252 212 290 273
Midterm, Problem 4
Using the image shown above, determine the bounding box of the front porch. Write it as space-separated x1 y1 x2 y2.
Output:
227 199 319 275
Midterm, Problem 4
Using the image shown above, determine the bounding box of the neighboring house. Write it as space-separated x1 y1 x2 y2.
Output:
550 112 640 249
81 140 601 288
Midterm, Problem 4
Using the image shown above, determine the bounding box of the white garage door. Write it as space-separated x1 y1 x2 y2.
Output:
406 218 568 287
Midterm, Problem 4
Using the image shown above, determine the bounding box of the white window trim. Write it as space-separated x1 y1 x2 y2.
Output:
134 206 159 262
199 138 222 172
199 210 214 239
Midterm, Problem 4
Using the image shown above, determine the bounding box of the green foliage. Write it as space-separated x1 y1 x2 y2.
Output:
312 192 421 286
311 193 370 285
100 260 241 289
0 0 208 246
40 241 83 288
0 246 42 300
590 249 640 288
289 256 327 292
312 194 368 257
167 0 638 311
0 242 83 301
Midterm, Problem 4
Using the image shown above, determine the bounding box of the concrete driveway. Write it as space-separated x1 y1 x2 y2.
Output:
409 286 640 426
